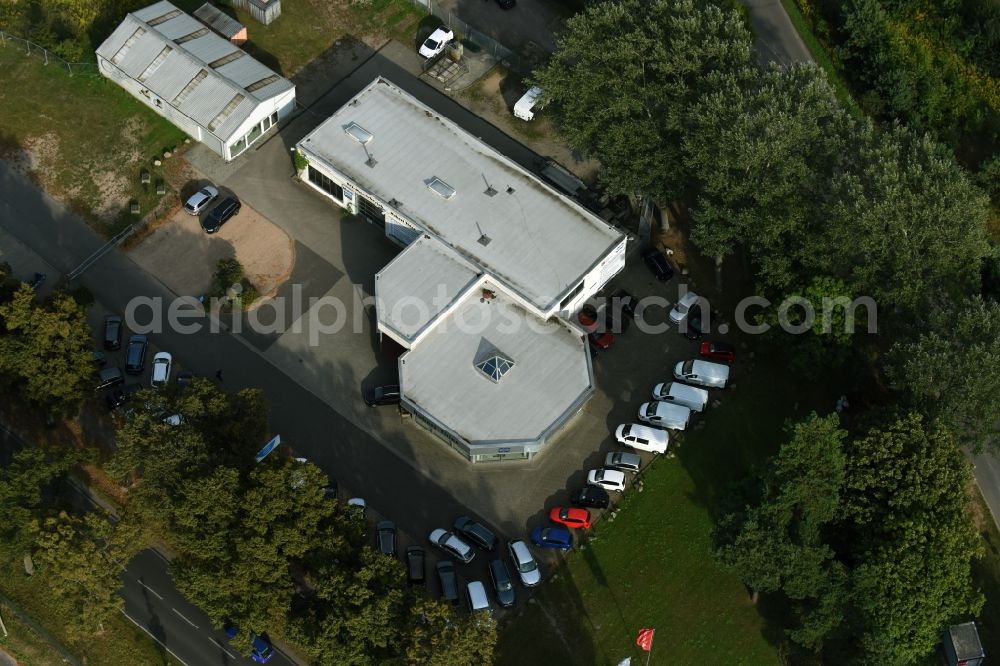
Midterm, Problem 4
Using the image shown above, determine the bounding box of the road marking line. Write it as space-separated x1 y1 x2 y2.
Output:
120 609 192 666
136 580 163 600
210 637 237 660
172 607 199 628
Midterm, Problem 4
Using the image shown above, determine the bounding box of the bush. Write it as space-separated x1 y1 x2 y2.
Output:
293 150 309 173
212 258 244 298
238 282 259 309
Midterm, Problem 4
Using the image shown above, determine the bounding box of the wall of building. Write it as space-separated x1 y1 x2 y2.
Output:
223 87 296 160
98 56 223 158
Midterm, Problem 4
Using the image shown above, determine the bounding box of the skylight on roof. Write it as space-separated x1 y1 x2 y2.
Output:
344 122 373 145
475 351 515 383
427 177 456 200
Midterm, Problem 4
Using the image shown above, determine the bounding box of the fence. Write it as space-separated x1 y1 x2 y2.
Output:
407 0 539 76
0 30 101 77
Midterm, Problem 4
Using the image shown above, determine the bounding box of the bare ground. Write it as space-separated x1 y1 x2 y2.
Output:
128 205 294 303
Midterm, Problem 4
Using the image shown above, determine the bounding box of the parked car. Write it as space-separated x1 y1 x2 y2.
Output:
105 383 143 411
531 526 573 551
202 197 241 233
605 451 642 474
406 546 425 585
250 635 274 664
587 468 627 493
322 481 338 500
103 315 123 350
643 248 674 281
638 401 692 430
96 366 125 391
364 384 400 407
419 27 454 58
91 350 107 367
184 185 219 215
570 485 610 509
507 540 541 587
453 516 497 551
578 306 614 349
347 497 367 519
651 382 709 412
488 558 516 607
466 581 491 613
124 334 148 375
150 352 172 388
377 520 397 559
615 423 668 454
436 560 460 604
495 0 516 8
176 370 195 389
669 291 700 324
609 288 637 320
26 272 45 291
683 303 704 340
429 528 475 564
549 506 592 530
162 413 183 426
700 340 736 363
674 359 730 389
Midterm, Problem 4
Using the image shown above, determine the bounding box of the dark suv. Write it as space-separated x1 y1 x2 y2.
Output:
453 516 497 551
202 197 241 233
364 384 400 407
103 315 123 350
376 521 397 559
406 546 425 585
124 334 148 375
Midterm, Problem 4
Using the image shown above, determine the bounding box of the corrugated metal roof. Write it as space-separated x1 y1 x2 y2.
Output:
399 283 592 445
375 236 481 344
298 78 623 313
96 0 293 141
193 3 244 38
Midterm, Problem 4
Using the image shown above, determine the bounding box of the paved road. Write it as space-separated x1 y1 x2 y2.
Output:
741 0 813 67
120 550 297 666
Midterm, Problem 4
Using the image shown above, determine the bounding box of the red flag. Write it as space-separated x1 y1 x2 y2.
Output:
636 628 655 652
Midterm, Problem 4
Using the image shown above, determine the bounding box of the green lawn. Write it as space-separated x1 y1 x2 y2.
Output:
0 599 72 666
499 348 833 665
0 46 185 236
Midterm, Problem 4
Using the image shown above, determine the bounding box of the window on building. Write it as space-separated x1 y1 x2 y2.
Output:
174 28 209 44
308 166 343 201
138 46 172 82
208 93 245 131
208 50 245 69
475 350 515 382
172 70 207 106
357 195 385 225
112 27 146 65
230 136 247 158
146 9 182 26
246 74 280 93
559 281 585 310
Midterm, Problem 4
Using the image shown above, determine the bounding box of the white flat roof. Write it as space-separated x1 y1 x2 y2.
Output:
96 1 293 141
399 284 593 446
298 77 624 313
375 235 481 345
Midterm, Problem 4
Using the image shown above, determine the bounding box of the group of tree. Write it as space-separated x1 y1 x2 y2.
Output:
0 263 93 419
536 0 996 662
105 379 496 664
716 412 984 663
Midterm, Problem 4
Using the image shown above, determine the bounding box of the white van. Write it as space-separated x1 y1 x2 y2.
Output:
638 401 692 430
615 423 669 454
651 382 709 412
466 581 491 613
673 359 730 389
513 86 543 121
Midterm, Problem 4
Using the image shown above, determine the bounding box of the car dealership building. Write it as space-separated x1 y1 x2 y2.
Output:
296 78 627 462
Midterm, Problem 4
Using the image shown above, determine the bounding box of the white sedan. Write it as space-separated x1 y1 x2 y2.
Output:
150 352 172 388
419 27 454 58
587 468 627 493
669 291 700 324
184 185 218 215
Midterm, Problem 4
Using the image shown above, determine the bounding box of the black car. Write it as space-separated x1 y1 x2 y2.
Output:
106 382 144 411
642 248 674 282
376 521 397 558
496 0 516 7
103 315 123 350
570 486 610 509
202 197 241 234
609 288 637 320
96 366 125 391
406 546 426 586
322 482 338 500
453 516 497 551
124 334 148 375
176 370 195 389
436 560 459 605
683 304 704 341
91 350 107 367
488 558 516 608
364 384 401 407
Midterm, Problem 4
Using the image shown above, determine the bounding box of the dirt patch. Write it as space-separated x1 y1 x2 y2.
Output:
455 68 601 183
128 204 294 301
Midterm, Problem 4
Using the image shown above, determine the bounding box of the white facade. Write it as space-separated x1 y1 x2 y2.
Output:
96 1 296 162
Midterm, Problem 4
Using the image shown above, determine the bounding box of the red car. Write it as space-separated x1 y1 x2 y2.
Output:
549 506 593 530
699 341 736 362
578 308 614 350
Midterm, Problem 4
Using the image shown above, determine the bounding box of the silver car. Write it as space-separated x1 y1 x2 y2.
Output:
507 540 541 587
184 185 219 215
429 528 474 564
